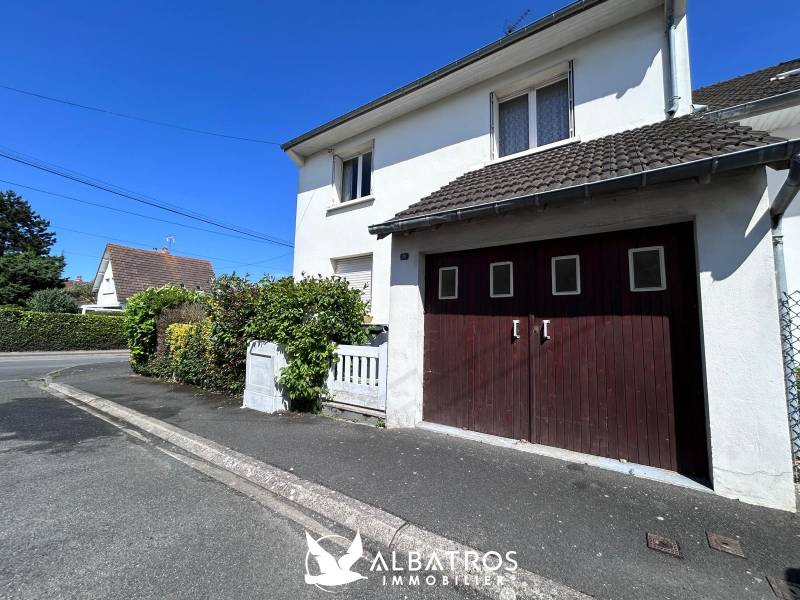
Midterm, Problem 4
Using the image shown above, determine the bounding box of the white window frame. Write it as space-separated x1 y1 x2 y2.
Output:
489 261 514 298
628 246 667 292
438 266 458 300
551 255 581 296
331 141 375 206
493 67 574 160
339 152 371 202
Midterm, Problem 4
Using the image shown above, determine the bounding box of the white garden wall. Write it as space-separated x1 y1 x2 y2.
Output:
384 169 796 512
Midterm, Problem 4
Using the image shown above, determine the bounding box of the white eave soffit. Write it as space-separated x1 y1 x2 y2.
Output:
288 0 662 159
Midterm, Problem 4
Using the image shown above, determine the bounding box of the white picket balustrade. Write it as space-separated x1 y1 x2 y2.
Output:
244 340 387 415
327 342 387 412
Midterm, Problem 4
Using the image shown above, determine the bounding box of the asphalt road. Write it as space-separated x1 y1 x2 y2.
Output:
0 354 480 600
0 351 129 382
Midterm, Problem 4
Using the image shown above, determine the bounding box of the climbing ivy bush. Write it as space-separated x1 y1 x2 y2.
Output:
247 276 369 411
124 286 204 370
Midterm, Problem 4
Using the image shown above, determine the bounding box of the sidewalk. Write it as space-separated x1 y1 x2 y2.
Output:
54 362 800 600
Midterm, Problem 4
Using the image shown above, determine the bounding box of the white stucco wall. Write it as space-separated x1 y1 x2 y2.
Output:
764 124 800 293
96 262 120 307
384 170 796 512
293 7 686 323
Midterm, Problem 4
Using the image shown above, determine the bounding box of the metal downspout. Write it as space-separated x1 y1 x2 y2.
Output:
665 0 680 116
772 154 800 305
772 154 800 464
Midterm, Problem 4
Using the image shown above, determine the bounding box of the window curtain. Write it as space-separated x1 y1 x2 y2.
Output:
498 94 529 157
536 79 570 146
341 157 357 202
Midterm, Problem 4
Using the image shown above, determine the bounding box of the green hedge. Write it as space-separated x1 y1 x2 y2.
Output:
0 307 127 351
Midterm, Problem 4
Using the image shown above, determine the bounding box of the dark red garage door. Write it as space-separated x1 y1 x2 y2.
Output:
423 222 708 480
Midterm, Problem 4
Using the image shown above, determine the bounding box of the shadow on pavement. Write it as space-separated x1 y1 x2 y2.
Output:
0 395 117 454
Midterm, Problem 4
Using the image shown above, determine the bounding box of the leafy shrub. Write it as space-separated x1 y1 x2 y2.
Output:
124 286 204 370
164 320 213 387
206 275 260 394
0 307 126 351
26 288 79 313
64 281 95 304
155 302 207 357
247 276 368 411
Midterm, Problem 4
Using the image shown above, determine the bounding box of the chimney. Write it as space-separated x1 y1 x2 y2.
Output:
76 275 83 283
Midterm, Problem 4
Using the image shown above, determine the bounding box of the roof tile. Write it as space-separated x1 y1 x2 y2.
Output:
384 116 784 223
693 57 800 111
105 244 215 302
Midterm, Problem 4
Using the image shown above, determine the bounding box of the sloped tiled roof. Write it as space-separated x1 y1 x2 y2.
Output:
693 58 800 112
105 244 214 302
382 116 784 223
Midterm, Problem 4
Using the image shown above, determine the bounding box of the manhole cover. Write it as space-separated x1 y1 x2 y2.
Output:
706 531 745 558
767 576 800 600
646 533 681 558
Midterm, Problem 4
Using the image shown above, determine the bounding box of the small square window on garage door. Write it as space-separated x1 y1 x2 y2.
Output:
552 255 581 295
438 267 458 300
629 246 666 292
490 262 513 298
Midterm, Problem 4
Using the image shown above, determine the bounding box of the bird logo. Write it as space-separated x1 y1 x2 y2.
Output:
304 530 367 591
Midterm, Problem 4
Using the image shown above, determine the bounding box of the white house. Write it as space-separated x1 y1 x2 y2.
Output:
81 243 215 313
283 0 799 512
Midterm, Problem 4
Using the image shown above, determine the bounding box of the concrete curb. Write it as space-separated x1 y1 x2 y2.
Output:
45 376 590 600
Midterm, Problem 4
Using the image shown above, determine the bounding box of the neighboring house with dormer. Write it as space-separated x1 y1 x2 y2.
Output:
81 244 215 313
282 0 799 512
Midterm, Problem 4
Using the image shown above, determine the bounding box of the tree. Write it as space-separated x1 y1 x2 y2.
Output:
0 190 56 256
0 191 64 305
64 281 95 304
26 288 79 313
0 252 65 305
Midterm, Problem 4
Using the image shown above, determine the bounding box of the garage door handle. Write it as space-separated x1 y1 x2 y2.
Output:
512 319 520 339
542 320 551 341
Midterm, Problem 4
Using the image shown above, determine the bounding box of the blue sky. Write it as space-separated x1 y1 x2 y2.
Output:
1 0 797 281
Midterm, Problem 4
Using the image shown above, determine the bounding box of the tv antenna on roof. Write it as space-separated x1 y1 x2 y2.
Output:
165 234 176 248
504 9 531 35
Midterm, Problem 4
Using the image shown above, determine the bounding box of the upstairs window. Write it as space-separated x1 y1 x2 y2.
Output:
340 151 372 202
497 77 571 158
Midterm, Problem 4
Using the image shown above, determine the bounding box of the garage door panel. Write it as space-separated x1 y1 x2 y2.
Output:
423 222 708 480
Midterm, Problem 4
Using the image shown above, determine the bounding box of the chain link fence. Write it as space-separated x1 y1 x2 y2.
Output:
779 290 800 480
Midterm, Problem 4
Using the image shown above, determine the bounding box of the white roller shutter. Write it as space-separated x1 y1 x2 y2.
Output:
333 255 372 305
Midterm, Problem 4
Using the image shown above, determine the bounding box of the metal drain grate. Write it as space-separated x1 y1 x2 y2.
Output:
706 531 745 558
646 533 681 558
